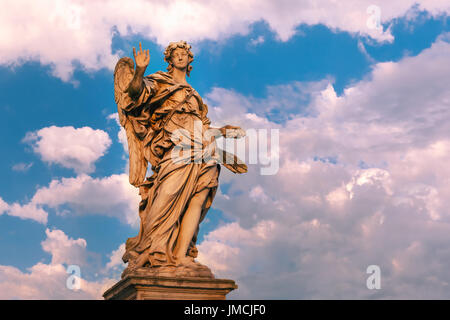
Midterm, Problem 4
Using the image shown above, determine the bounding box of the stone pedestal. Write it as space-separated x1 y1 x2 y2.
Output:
103 268 237 300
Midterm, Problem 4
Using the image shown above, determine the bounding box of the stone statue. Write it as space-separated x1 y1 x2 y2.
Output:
114 41 247 279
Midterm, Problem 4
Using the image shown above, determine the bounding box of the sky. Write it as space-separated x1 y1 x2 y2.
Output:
0 0 449 299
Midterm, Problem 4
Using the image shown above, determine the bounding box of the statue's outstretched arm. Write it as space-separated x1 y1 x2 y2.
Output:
208 125 246 139
201 103 245 139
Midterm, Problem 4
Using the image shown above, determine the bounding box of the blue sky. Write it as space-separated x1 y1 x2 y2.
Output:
0 1 450 299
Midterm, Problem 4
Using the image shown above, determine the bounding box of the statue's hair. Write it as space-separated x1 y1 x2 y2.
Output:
163 40 194 77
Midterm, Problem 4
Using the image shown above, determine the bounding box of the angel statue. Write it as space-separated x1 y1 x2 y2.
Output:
114 41 247 278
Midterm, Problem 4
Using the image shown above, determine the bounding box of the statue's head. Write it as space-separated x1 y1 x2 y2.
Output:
164 40 194 77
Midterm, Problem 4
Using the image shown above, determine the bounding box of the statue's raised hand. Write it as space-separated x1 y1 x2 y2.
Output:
133 42 150 69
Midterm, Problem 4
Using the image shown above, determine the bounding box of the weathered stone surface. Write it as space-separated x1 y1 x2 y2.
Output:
114 41 247 275
103 268 237 300
121 260 215 279
108 41 243 300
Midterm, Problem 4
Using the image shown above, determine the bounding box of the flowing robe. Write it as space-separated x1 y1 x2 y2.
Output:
121 71 220 269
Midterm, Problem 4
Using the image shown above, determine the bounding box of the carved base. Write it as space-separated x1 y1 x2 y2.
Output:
121 260 215 279
103 268 237 300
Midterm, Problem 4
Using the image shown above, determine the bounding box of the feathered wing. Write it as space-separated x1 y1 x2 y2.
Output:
114 57 148 187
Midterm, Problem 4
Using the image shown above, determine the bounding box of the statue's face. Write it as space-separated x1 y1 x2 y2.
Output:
170 47 189 70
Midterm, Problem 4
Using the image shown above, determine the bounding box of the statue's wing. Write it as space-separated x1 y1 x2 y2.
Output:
114 57 148 187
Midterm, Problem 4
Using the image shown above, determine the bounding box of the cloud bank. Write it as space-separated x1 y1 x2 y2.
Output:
197 35 450 299
0 0 448 80
24 126 111 174
0 228 115 299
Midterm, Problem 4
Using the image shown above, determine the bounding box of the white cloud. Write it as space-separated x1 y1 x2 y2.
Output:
0 0 449 80
41 229 88 266
196 36 450 298
0 197 8 215
249 185 270 204
107 113 128 152
24 126 111 174
250 35 265 46
31 173 140 226
0 263 102 299
3 121 138 227
2 20 450 300
0 228 116 300
6 203 48 225
197 221 275 276
105 243 126 271
0 197 48 224
11 162 33 172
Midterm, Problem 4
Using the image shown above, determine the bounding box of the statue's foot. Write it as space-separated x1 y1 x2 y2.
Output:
177 256 197 267
121 265 136 278
173 256 214 278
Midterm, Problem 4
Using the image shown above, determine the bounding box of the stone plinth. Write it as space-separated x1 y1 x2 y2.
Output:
103 268 237 300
